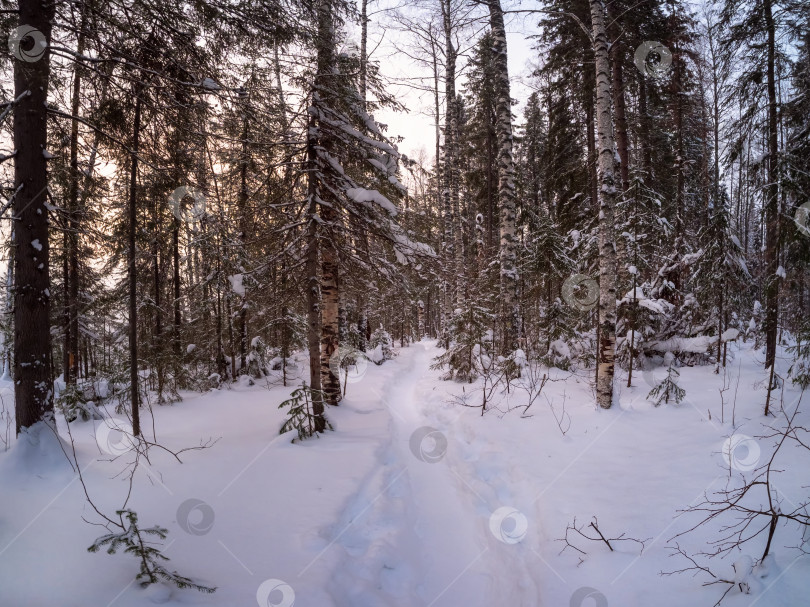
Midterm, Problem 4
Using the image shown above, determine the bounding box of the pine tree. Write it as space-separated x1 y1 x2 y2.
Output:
13 0 55 433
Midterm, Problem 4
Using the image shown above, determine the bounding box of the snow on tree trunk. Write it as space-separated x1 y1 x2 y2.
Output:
486 0 519 354
589 0 618 409
13 0 55 433
442 0 461 306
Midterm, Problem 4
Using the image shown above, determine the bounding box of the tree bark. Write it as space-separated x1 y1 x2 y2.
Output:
320 216 341 405
127 88 143 435
763 0 779 370
238 93 249 374
14 0 55 433
152 196 164 402
589 0 618 409
359 0 368 106
64 1 88 387
609 38 629 193
305 119 324 426
486 0 519 353
441 0 461 305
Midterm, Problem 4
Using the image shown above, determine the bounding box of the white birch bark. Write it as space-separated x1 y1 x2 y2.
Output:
589 0 618 409
486 0 519 352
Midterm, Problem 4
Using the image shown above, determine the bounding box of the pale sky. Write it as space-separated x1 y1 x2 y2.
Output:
365 1 541 161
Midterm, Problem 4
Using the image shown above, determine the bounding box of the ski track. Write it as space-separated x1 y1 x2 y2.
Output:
325 341 542 606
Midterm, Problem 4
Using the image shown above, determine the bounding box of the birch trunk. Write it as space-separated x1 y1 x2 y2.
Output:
589 0 618 409
320 215 341 405
314 0 342 407
486 0 519 353
441 0 461 305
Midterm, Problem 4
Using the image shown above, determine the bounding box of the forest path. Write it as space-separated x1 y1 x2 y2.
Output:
324 340 542 606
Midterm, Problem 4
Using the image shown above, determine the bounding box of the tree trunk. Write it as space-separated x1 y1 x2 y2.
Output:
359 0 368 106
13 0 55 433
487 0 519 353
589 0 618 409
173 215 182 361
638 77 653 176
64 2 87 387
763 0 779 370
584 67 598 214
305 121 324 426
610 39 629 193
441 0 461 305
320 217 341 405
127 89 143 436
238 97 249 374
672 37 685 296
153 198 163 402
313 0 342 407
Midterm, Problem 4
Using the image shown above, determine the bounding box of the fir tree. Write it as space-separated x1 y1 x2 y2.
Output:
88 510 215 593
279 384 333 442
647 354 686 406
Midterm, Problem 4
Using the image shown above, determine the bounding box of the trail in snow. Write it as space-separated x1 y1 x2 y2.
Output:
5 339 806 606
324 341 542 607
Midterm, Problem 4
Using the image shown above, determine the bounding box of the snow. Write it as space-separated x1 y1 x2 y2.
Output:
721 328 740 342
549 339 571 359
228 273 244 296
201 77 220 91
0 341 808 606
345 187 398 216
647 335 714 353
31 239 42 251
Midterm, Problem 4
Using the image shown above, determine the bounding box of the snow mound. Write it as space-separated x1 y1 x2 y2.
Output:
1 420 73 478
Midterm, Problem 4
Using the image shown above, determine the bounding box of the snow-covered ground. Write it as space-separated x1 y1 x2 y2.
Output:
1 340 809 606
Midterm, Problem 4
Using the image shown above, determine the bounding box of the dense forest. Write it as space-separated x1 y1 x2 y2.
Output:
2 0 810 605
